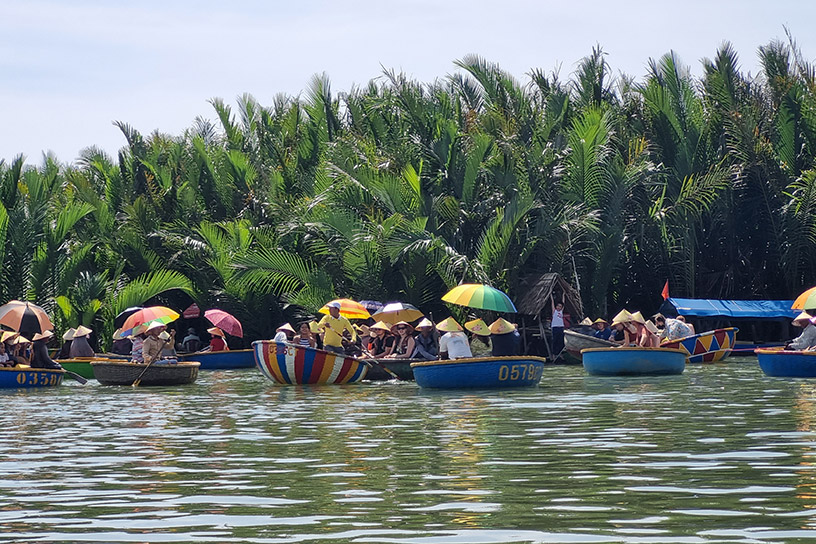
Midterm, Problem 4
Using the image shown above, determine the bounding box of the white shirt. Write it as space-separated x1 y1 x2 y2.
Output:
273 331 288 342
552 309 564 328
439 332 473 359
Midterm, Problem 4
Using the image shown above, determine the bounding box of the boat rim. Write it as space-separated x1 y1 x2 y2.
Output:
411 355 548 368
90 360 201 368
581 347 687 354
755 348 816 356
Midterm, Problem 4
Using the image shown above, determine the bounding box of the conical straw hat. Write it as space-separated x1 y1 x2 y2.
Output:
435 317 463 332
465 318 490 337
611 309 632 326
489 318 516 335
630 311 646 325
579 317 593 326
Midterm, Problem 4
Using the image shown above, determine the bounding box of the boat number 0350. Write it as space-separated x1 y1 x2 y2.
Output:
15 372 60 386
497 364 541 381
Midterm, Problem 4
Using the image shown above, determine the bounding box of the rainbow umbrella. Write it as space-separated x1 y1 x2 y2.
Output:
117 306 179 338
793 286 816 310
442 284 517 313
318 299 371 320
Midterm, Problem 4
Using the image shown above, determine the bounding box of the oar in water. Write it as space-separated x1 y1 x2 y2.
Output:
132 357 158 387
63 370 88 384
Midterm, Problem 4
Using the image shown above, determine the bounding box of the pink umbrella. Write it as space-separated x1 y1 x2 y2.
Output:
204 309 243 338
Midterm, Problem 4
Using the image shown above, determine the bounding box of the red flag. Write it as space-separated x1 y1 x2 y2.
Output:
661 280 670 300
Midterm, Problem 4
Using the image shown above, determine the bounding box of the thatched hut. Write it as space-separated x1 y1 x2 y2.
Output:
516 273 584 359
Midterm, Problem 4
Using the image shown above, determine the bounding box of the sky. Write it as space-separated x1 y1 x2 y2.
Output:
2 0 815 164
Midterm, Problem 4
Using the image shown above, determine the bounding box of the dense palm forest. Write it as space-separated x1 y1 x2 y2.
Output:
2 40 816 346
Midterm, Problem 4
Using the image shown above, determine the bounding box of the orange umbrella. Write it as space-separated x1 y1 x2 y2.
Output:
318 299 371 320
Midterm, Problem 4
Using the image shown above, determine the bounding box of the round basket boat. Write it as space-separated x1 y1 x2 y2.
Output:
91 360 200 386
582 347 687 376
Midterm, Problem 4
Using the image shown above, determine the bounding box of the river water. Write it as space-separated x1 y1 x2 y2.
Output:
3 358 816 543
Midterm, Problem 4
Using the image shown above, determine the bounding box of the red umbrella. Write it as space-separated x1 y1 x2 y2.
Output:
204 309 243 338
0 300 53 335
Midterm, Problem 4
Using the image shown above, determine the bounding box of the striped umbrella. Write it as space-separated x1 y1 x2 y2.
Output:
793 286 816 310
0 300 54 335
442 284 517 313
318 299 371 320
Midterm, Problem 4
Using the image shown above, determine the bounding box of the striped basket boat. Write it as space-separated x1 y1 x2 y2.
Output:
660 327 739 363
252 341 368 385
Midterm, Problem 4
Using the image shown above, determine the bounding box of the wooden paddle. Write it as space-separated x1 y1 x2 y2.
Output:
63 370 88 384
131 357 156 387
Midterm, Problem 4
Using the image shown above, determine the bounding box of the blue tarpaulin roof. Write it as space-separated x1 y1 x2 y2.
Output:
661 298 798 319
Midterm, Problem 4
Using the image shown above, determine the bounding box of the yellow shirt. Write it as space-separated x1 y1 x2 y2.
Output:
318 315 356 347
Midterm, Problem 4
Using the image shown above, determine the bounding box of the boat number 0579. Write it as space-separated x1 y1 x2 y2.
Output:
16 372 60 386
498 364 541 381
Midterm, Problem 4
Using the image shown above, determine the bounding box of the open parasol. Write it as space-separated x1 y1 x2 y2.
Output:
372 302 424 323
0 300 54 335
442 284 517 313
318 299 371 320
204 309 243 338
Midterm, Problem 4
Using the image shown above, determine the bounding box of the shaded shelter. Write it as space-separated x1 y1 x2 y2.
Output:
516 273 583 358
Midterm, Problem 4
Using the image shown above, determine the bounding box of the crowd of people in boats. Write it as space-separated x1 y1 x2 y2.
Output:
272 301 523 360
571 309 697 349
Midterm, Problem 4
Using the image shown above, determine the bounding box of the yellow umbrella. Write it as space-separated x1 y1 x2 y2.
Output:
442 284 517 313
318 299 371 320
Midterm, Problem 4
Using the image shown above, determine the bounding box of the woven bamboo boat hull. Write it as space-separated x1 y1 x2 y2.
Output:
661 327 738 363
565 330 615 362
367 359 416 380
252 341 368 384
582 347 686 376
410 356 547 388
178 349 255 369
0 366 65 389
91 360 200 386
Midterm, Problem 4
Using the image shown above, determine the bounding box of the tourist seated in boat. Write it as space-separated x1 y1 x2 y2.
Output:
54 328 75 359
365 321 394 357
785 312 816 350
385 321 416 359
293 322 317 348
652 313 692 341
273 323 296 343
318 301 356 355
69 326 95 358
490 318 521 356
465 318 492 357
0 334 14 367
436 317 472 359
342 329 365 357
142 323 176 364
611 310 636 345
630 311 659 347
592 318 612 340
412 318 438 360
130 333 145 362
181 328 201 352
160 330 178 358
207 327 229 351
356 324 371 353
30 331 62 370
677 315 695 334
8 335 31 365
574 317 595 335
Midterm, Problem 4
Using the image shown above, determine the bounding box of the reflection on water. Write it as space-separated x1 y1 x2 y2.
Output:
4 360 816 541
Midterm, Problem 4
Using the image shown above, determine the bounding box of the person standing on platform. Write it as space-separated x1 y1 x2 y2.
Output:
550 299 565 359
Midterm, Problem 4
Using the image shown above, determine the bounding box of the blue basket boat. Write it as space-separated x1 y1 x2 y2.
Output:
410 356 547 389
0 366 65 389
582 347 686 376
178 349 255 370
756 349 816 377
